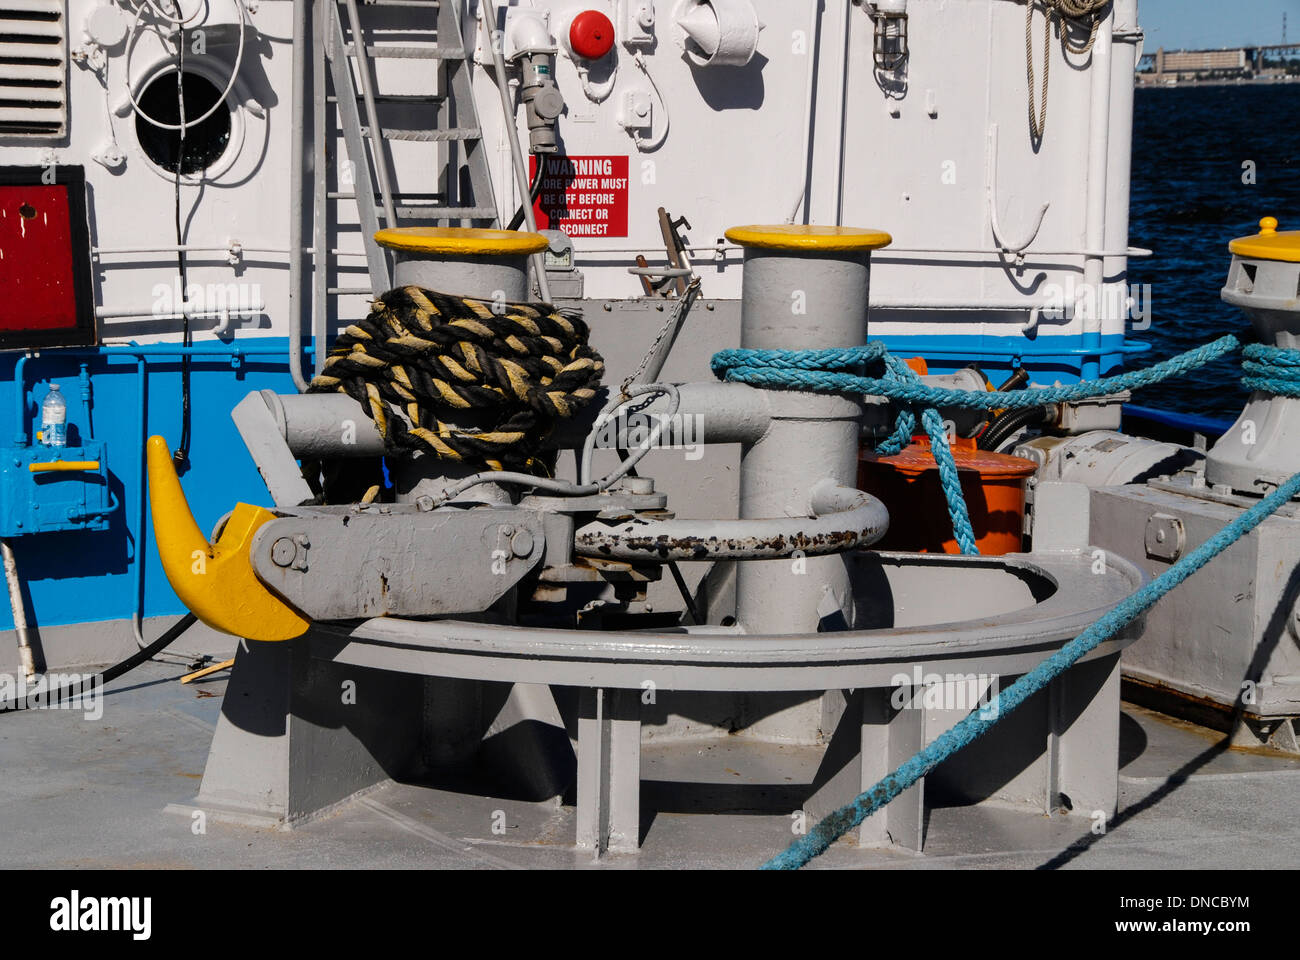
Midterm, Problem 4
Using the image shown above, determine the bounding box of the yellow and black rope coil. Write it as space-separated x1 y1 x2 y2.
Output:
309 287 604 472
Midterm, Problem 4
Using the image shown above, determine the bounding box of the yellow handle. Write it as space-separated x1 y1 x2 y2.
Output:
29 460 100 473
147 436 309 642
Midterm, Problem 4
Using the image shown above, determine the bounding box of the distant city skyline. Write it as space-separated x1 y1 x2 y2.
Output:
1139 0 1298 50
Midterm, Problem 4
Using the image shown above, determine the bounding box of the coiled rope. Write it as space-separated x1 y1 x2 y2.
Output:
309 287 604 472
1026 0 1112 143
716 334 1300 868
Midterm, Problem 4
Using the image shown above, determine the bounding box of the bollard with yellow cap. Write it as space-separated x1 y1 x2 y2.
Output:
1208 216 1300 492
724 225 892 643
373 226 549 302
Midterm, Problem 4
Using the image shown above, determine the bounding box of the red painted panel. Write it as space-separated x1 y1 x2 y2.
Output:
0 185 79 332
530 155 630 239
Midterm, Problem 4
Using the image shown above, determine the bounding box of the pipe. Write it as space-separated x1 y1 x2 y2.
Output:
1 614 199 715
1081 11 1114 380
342 0 397 227
573 479 890 562
312 0 329 376
2 539 36 679
478 0 551 302
287 0 310 392
785 0 822 224
833 0 856 224
977 404 1054 453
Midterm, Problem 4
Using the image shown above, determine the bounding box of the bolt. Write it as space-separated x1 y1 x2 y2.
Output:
271 537 296 567
1156 529 1166 543
501 525 515 538
511 529 534 557
415 495 435 512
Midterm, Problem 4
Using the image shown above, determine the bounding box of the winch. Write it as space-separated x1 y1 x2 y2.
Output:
147 225 1143 857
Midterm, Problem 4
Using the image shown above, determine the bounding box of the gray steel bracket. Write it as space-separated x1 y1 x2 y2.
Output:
250 505 545 620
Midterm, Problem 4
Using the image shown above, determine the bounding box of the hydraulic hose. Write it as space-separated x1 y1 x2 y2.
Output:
507 161 546 231
978 404 1055 452
1 613 199 713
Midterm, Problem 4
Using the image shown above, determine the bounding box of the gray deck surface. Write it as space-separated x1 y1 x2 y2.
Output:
2 660 1298 870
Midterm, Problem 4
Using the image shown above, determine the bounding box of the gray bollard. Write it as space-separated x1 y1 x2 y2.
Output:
727 225 892 637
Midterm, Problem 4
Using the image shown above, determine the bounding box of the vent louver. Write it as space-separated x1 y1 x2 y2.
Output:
0 0 67 137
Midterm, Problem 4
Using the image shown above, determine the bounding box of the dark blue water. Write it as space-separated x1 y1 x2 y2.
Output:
1128 83 1300 419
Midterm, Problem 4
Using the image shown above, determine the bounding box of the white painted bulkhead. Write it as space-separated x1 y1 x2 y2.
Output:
0 0 1142 355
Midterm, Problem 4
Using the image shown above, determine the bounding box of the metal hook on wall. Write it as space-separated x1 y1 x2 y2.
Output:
987 123 1050 266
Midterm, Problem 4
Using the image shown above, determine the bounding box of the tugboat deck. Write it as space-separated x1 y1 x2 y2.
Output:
4 660 1296 870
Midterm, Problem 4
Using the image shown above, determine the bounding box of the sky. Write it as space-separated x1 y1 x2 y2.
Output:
1138 0 1300 50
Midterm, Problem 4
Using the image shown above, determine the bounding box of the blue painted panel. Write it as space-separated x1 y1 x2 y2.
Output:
0 341 302 630
0 439 113 536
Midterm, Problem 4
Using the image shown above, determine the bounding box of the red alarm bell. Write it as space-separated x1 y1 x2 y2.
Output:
569 9 616 60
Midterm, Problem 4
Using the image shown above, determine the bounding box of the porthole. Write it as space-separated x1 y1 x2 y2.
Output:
134 69 232 175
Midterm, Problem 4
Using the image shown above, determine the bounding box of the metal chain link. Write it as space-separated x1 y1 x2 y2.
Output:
620 277 703 398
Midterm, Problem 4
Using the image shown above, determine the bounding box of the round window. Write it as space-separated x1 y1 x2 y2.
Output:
135 70 232 175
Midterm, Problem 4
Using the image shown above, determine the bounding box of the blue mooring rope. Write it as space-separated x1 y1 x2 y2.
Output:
760 463 1300 870
707 334 1300 868
712 333 1248 556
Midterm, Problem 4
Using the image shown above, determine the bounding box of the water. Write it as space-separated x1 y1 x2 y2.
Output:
40 383 66 448
1128 83 1300 420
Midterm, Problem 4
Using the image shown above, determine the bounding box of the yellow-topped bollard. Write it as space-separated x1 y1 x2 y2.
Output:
725 224 893 645
724 224 893 253
1210 216 1300 493
1227 216 1300 263
374 226 549 300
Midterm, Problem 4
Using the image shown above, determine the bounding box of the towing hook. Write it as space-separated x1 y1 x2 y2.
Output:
146 435 309 642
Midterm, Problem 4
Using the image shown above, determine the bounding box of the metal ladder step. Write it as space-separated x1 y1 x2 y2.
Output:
327 92 446 104
330 191 447 201
363 125 481 142
342 43 465 60
396 205 499 219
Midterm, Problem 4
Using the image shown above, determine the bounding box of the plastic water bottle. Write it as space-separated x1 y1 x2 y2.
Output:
41 383 67 448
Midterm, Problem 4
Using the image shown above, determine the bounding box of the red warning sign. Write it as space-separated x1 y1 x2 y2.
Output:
531 154 629 238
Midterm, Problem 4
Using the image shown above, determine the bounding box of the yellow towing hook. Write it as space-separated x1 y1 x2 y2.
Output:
146 436 309 642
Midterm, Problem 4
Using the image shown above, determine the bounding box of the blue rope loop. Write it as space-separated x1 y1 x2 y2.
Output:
712 333 1257 558
1241 342 1300 397
708 332 1300 869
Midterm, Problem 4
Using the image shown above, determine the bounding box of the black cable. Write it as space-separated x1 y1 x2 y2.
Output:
1 613 199 714
978 404 1054 452
667 561 701 625
507 160 546 231
173 9 193 468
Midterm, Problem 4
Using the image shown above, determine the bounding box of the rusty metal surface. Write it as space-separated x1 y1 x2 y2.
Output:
572 482 889 561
